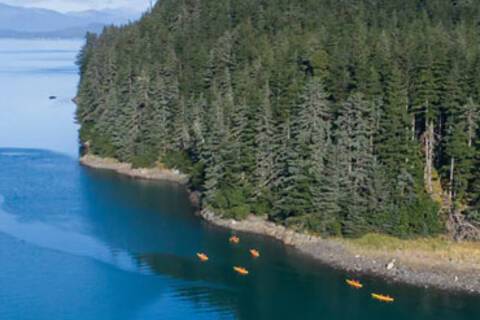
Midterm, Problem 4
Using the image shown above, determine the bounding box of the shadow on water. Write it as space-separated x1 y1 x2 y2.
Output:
0 148 479 320
76 154 480 320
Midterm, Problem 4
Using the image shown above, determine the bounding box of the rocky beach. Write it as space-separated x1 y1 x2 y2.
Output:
81 154 480 295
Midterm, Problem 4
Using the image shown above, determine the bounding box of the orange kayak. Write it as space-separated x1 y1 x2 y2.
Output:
250 249 260 258
233 266 249 275
346 279 363 289
371 293 394 303
229 235 240 244
196 253 209 262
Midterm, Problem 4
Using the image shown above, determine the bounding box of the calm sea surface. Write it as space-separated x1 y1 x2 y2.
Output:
0 39 478 320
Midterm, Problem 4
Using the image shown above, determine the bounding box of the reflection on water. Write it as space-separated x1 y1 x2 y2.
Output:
0 148 236 320
0 198 149 274
0 39 479 319
0 148 479 320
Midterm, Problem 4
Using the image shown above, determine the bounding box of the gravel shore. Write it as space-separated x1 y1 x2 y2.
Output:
200 209 480 295
80 154 189 184
81 154 480 295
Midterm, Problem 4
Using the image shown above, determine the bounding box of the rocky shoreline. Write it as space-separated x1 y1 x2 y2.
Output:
200 210 480 295
80 154 480 295
80 154 189 184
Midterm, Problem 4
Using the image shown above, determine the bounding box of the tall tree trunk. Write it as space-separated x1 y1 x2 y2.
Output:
449 157 455 204
424 119 434 194
406 101 411 163
467 108 473 148
411 115 415 141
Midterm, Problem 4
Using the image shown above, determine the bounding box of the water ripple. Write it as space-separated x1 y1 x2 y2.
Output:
0 194 147 274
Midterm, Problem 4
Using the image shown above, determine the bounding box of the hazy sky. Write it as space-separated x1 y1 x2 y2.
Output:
0 0 155 12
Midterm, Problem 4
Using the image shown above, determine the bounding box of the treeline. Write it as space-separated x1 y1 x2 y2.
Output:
77 0 480 239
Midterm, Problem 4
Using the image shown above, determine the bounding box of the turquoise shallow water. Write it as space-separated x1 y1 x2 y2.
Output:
0 39 479 320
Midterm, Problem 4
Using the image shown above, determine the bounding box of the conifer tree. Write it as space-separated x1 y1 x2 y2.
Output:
76 0 480 239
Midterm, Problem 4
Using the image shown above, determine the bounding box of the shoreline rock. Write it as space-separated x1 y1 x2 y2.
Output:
80 154 189 184
199 209 480 295
80 154 480 295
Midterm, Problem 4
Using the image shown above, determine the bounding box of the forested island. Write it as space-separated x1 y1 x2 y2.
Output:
76 0 480 242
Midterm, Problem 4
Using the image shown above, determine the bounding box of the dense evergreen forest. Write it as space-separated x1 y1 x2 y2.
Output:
77 0 480 240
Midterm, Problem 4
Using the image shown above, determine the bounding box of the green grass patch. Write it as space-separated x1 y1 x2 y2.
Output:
347 233 450 252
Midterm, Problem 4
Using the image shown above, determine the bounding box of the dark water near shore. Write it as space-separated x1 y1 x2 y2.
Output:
1 149 479 320
0 39 479 320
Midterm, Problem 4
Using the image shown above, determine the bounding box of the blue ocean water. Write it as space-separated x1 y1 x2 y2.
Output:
0 39 478 320
0 38 81 156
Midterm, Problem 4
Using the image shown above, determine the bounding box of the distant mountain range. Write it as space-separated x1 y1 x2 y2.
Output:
0 3 143 38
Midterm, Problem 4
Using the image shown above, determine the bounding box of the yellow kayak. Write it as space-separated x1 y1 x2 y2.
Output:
346 279 363 289
250 249 260 258
371 293 394 303
196 253 209 262
229 235 240 244
233 266 249 275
